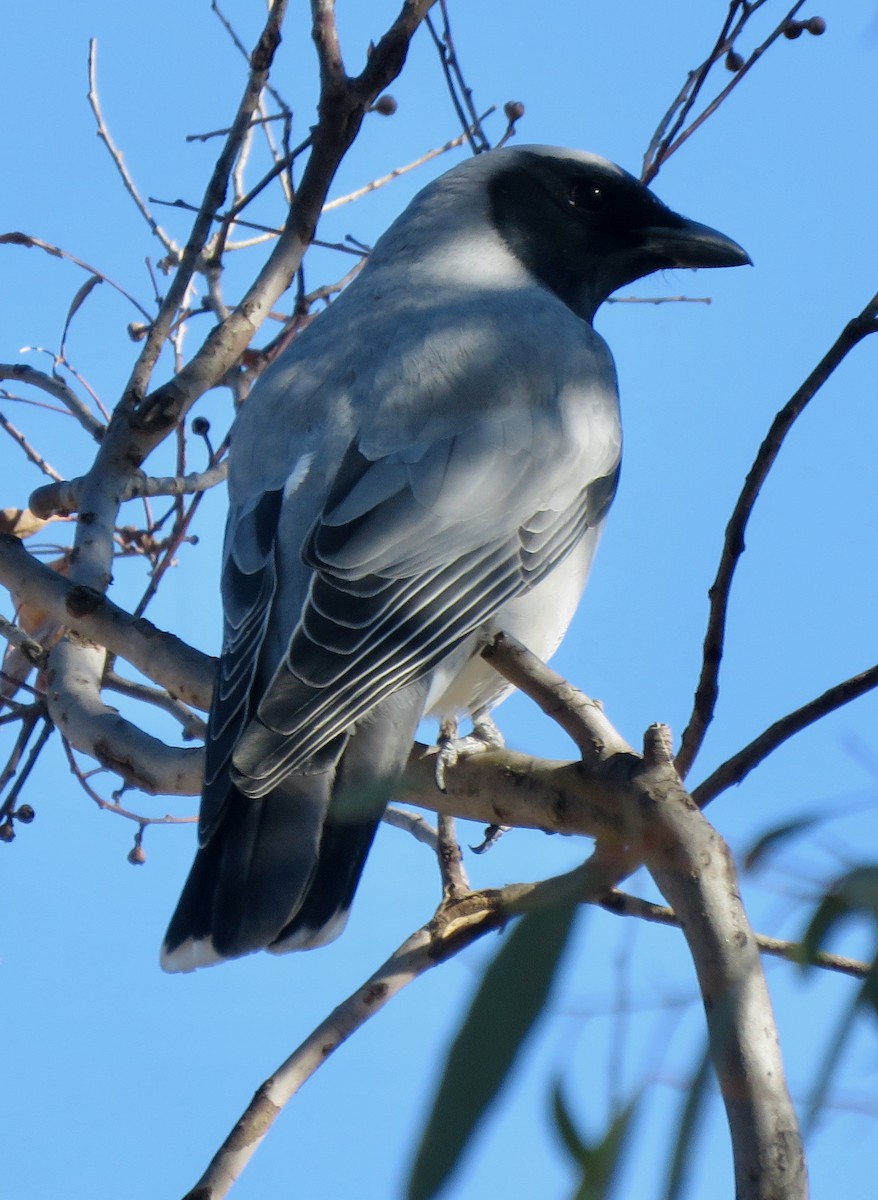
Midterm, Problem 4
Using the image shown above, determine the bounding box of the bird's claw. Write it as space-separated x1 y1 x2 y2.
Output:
434 715 505 792
470 823 511 854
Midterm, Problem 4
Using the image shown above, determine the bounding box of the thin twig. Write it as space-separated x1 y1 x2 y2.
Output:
0 411 64 480
103 671 208 741
642 1 807 183
60 736 197 827
87 41 178 254
126 2 290 401
0 708 42 815
425 1 491 153
0 362 105 439
382 804 439 851
186 111 292 144
0 615 47 670
0 718 54 818
0 233 153 323
210 0 292 117
607 295 712 306
692 663 878 807
676 291 878 779
600 890 872 980
131 469 215 620
30 462 228 518
322 115 493 212
437 812 470 900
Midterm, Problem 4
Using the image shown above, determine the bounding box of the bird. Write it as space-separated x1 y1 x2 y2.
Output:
161 146 749 972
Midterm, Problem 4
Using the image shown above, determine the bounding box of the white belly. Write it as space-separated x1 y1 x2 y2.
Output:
424 523 603 719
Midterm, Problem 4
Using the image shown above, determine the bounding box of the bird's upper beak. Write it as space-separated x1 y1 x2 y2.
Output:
641 214 752 270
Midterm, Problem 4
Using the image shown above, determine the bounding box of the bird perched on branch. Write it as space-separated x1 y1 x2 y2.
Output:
161 146 749 972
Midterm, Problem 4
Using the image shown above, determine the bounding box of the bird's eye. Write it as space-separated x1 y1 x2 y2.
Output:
568 181 605 212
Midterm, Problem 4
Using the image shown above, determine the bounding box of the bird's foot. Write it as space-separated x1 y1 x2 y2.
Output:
470 823 511 855
434 714 505 793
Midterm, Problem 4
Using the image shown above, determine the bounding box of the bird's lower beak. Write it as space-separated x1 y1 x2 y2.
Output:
641 215 752 270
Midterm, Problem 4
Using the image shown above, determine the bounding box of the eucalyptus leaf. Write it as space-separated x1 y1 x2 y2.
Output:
407 898 580 1200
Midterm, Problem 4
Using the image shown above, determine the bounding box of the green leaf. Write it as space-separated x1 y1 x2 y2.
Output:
800 866 878 1130
551 1082 639 1200
663 1042 713 1200
800 865 878 968
407 898 580 1200
804 986 860 1134
742 815 822 871
859 960 878 1017
551 1078 591 1167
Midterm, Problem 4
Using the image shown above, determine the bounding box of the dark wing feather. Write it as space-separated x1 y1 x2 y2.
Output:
199 487 284 842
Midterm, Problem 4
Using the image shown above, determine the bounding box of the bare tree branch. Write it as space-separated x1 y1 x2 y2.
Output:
481 631 636 765
476 636 806 1200
0 409 64 480
45 637 202 795
0 534 215 710
30 462 228 519
639 751 806 1199
425 1 491 153
600 891 873 980
103 671 208 741
642 0 809 184
181 853 617 1200
0 362 104 439
186 639 807 1199
0 232 153 323
0 613 47 669
692 662 878 807
676 290 878 779
321 118 493 212
0 715 53 829
60 736 196 830
382 804 440 851
437 813 470 899
87 41 178 255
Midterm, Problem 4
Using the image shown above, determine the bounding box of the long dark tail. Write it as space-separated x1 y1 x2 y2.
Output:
160 686 426 972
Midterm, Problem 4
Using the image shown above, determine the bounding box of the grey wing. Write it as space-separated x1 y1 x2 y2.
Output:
199 487 284 843
230 409 620 798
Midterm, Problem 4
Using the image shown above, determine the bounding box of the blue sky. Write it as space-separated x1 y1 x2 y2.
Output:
2 3 878 1199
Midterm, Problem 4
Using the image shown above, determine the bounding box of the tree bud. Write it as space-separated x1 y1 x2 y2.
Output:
372 94 398 116
128 842 146 866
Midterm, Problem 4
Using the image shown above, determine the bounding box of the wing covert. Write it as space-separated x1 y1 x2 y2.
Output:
231 411 620 796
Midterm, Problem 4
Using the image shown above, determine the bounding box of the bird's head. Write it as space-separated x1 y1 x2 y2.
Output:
384 146 750 323
483 146 750 321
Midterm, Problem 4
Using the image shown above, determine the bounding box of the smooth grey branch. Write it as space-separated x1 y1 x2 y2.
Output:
30 461 229 519
0 534 215 710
